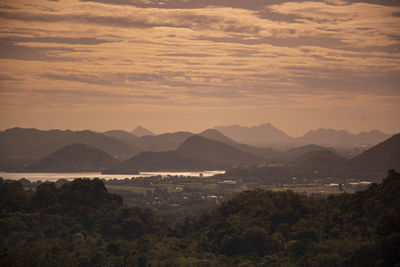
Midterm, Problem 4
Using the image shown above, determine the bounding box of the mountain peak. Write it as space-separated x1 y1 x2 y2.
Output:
214 123 292 146
131 126 154 137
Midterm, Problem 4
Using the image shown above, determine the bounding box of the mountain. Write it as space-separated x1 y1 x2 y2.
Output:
341 133 400 179
200 129 237 144
176 135 264 165
26 143 119 172
214 123 292 147
297 129 390 148
285 144 337 159
131 126 154 137
103 151 219 173
292 150 347 174
0 128 139 160
103 130 138 144
131 131 194 152
201 129 281 160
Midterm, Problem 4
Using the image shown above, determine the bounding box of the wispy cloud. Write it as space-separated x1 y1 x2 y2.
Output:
0 0 399 134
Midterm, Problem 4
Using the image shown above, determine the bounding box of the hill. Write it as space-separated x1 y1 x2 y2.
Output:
0 127 138 159
292 149 347 174
177 135 264 165
1 170 399 266
285 144 337 159
341 133 400 179
184 170 400 265
0 178 169 266
26 143 119 172
131 126 154 137
131 131 194 152
103 151 220 173
214 123 293 147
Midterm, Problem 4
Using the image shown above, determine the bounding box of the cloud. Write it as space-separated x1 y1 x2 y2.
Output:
0 0 399 134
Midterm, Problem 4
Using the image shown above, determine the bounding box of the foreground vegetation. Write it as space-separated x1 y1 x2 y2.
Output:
1 170 399 266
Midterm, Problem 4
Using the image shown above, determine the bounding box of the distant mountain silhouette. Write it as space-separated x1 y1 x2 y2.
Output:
292 150 347 174
200 129 237 144
0 128 138 159
214 123 292 146
131 126 154 137
26 143 119 172
213 123 389 149
103 130 138 143
177 135 264 165
297 129 390 147
341 133 400 179
285 144 337 160
131 131 194 152
200 129 281 160
103 151 219 173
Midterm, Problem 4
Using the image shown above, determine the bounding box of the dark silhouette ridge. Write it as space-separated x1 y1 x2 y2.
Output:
26 143 119 172
285 144 337 159
177 135 264 165
0 127 139 159
102 130 138 144
340 133 400 178
130 131 194 151
292 149 347 174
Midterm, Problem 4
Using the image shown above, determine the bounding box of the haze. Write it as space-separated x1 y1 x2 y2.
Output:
0 0 399 136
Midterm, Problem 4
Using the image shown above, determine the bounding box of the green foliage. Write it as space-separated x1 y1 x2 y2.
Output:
0 178 168 266
1 170 400 266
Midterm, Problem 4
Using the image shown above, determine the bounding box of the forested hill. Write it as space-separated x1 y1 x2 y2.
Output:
1 170 399 266
0 178 169 266
182 169 400 265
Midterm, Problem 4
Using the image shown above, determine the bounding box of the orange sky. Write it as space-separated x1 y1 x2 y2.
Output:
0 0 399 136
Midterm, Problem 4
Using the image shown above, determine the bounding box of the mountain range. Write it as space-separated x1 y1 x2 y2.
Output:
296 129 390 147
215 123 390 148
0 125 397 178
214 123 292 146
1 123 386 161
0 127 139 160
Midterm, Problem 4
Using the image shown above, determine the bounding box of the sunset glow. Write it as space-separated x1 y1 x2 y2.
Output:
0 0 399 135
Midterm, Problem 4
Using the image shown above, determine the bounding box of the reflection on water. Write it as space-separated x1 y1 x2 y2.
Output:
0 170 226 182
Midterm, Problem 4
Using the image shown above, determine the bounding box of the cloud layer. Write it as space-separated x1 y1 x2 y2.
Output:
0 0 399 134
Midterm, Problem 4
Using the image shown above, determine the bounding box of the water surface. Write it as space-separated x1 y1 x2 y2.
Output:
0 171 225 182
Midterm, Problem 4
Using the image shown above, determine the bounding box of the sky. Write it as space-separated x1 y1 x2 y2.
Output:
0 0 399 137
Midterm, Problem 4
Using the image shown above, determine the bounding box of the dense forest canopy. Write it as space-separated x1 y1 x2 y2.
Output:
1 170 399 266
